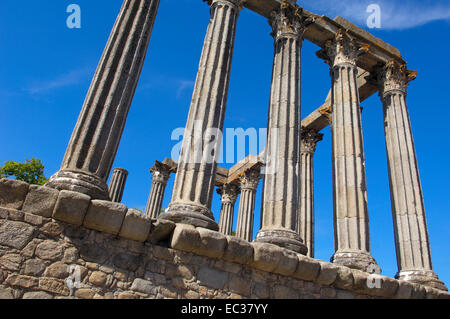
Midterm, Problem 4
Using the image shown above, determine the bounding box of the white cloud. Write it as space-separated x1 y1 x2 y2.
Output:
300 0 450 30
25 67 93 95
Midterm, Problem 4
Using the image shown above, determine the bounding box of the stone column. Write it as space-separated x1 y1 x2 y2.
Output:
108 168 128 203
217 184 240 235
145 161 172 219
236 168 260 242
254 3 310 254
46 0 161 200
317 30 379 272
377 60 447 290
299 129 323 258
160 0 243 231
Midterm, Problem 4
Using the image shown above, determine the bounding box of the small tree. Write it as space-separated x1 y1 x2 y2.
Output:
0 158 48 186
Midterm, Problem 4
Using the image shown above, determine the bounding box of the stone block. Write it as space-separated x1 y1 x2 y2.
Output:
0 178 29 210
292 254 321 281
223 236 254 265
22 185 59 217
52 190 91 226
229 275 251 297
75 289 96 299
376 276 400 298
197 267 228 290
119 209 152 242
83 200 127 235
316 261 339 285
39 277 70 296
0 254 22 271
45 262 70 279
0 220 35 249
395 281 414 299
0 286 14 299
251 242 283 273
333 265 354 290
196 227 227 259
22 259 46 276
22 291 54 299
89 271 107 286
169 224 202 253
409 282 427 299
6 274 39 289
35 240 63 261
273 249 298 277
131 278 158 295
147 219 176 244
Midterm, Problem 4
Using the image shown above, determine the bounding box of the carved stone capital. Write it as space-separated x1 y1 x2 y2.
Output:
240 168 261 191
377 59 417 97
205 0 243 10
269 1 313 41
316 29 369 67
217 183 241 204
150 161 172 185
301 129 324 154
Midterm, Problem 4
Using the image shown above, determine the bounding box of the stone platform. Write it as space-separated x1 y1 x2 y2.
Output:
0 178 448 299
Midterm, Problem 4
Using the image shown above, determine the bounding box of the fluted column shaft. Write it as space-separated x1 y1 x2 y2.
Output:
254 3 309 254
299 130 323 258
236 168 260 241
145 161 171 219
108 168 128 203
46 0 160 199
378 61 447 290
317 30 378 271
160 0 242 230
217 184 240 235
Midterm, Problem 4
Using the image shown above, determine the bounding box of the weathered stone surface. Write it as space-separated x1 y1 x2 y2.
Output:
251 242 283 273
395 281 414 299
74 289 96 299
79 244 108 264
39 277 70 296
83 200 127 235
147 219 176 244
112 253 142 272
229 275 251 297
292 254 321 281
23 291 54 299
6 274 39 289
316 261 339 285
170 224 202 253
40 221 64 237
0 178 29 210
274 250 298 277
0 220 35 249
119 209 152 242
0 286 14 299
197 267 228 290
45 262 70 279
333 266 355 290
52 190 91 226
223 236 254 265
89 271 107 286
22 185 59 217
196 227 227 259
0 254 22 271
131 278 158 295
35 240 63 261
22 259 46 277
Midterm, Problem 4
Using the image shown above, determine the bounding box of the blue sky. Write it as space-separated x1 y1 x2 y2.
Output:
1 0 449 285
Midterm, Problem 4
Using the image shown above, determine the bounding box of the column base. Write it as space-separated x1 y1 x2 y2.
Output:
46 169 109 200
159 203 219 231
396 270 448 291
331 250 381 273
254 228 308 255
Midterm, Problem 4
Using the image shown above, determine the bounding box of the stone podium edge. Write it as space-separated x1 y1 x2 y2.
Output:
0 178 449 299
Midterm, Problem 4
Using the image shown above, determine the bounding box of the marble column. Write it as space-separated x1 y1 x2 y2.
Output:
299 129 323 258
145 161 172 219
160 0 243 231
236 168 260 242
377 60 447 290
317 29 379 272
108 168 128 203
217 184 240 235
46 0 160 200
254 3 310 254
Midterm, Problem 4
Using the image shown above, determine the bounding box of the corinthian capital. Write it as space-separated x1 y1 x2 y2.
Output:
269 1 314 41
205 0 243 10
240 168 261 191
316 29 370 67
217 183 241 204
301 129 324 154
377 59 417 96
150 161 172 185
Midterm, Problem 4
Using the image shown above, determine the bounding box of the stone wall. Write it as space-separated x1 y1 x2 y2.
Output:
0 178 448 299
